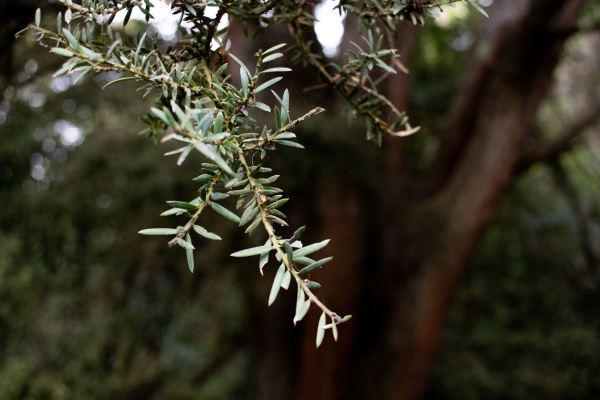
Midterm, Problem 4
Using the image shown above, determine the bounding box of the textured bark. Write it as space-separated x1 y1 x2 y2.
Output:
375 1 587 399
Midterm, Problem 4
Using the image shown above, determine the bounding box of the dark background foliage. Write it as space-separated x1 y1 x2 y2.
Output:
1 1 600 399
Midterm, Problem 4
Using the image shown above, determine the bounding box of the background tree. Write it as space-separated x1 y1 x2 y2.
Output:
1 0 599 399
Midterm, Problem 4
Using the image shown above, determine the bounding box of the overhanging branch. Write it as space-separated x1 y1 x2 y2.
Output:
514 105 600 175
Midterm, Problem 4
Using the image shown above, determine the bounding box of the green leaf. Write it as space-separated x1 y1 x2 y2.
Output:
293 256 316 265
266 198 288 210
293 239 330 259
262 43 287 55
102 76 139 90
105 39 121 59
211 202 241 223
245 216 262 235
166 201 197 210
316 312 326 348
259 248 270 275
193 142 233 175
256 175 280 185
50 47 74 57
255 76 283 93
281 270 291 290
305 280 321 289
210 192 229 200
285 241 293 263
331 317 338 341
268 264 286 305
254 102 271 112
294 298 311 325
185 233 194 273
294 283 306 322
263 52 283 63
273 139 305 149
298 257 333 275
177 237 195 250
260 67 292 74
231 244 273 257
467 0 489 18
291 225 305 242
62 28 81 51
193 225 222 240
138 228 178 235
339 315 352 323
228 52 252 83
240 66 249 92
273 132 296 140
239 205 259 226
161 208 186 216
193 173 213 183
202 132 230 142
35 8 41 26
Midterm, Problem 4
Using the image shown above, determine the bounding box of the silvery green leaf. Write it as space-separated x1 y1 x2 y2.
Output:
298 257 333 275
177 237 195 250
293 239 330 259
185 233 194 273
256 175 280 184
193 225 222 240
293 256 315 265
262 43 286 55
202 132 230 142
193 142 233 174
255 76 283 93
138 228 178 235
293 298 311 325
210 192 229 200
262 52 283 63
62 28 81 51
281 270 291 290
316 312 326 348
274 132 296 140
231 245 273 257
239 205 259 226
331 318 338 341
228 52 252 82
268 264 285 305
273 139 305 149
284 241 293 263
266 198 288 210
166 201 197 210
305 280 321 289
254 102 271 112
291 225 305 242
161 208 186 216
211 202 240 223
261 67 292 74
193 174 213 183
467 0 489 18
295 283 305 316
245 216 262 235
50 48 75 57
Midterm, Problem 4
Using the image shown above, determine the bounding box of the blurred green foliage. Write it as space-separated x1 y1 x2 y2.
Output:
1 34 253 400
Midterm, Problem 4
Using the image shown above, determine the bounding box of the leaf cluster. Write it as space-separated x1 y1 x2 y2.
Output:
22 0 488 345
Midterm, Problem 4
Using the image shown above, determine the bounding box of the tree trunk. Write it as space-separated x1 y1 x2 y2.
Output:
302 1 586 399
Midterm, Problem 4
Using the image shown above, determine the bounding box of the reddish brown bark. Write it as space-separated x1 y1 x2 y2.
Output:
376 1 587 399
298 1 588 400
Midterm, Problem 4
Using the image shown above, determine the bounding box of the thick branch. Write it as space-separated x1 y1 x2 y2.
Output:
515 106 600 175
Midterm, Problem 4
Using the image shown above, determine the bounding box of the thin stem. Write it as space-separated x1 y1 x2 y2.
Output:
238 152 339 320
